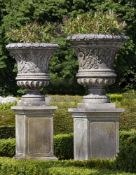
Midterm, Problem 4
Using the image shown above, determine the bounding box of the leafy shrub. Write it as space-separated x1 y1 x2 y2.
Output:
47 38 84 95
63 10 126 35
116 130 136 172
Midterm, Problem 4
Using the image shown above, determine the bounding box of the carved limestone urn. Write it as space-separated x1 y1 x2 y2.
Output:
67 34 127 105
6 43 58 106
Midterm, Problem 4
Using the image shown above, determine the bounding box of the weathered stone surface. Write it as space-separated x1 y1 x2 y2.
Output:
69 106 122 160
6 43 58 160
6 43 59 106
67 34 127 104
68 34 127 160
13 106 57 160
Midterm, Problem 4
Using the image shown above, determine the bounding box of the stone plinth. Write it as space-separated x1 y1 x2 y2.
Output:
12 106 57 160
69 104 124 160
6 43 59 160
67 34 127 160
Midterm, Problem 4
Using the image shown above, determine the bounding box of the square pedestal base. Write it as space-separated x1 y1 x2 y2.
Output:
69 105 124 160
12 106 57 160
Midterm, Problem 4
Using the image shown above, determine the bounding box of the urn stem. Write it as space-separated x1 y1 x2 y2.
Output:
82 86 109 104
88 86 105 95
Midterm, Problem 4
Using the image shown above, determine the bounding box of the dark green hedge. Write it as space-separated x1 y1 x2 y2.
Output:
0 134 73 160
116 130 136 172
0 126 15 139
0 92 136 135
54 133 73 160
0 130 136 172
0 138 15 157
0 158 122 175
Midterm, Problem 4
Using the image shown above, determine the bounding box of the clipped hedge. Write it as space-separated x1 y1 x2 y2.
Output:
116 130 136 172
108 94 123 103
0 134 73 160
0 130 136 172
0 126 15 138
0 138 15 157
0 92 136 135
54 133 73 160
0 158 132 175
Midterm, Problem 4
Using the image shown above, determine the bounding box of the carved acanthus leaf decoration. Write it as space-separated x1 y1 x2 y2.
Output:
10 51 51 74
76 48 102 69
76 47 117 69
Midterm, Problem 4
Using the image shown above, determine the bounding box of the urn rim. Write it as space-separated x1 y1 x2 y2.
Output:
6 43 59 49
67 34 128 42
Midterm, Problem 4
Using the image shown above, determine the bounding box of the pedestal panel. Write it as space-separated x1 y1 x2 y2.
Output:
90 122 117 158
69 106 123 160
13 106 57 160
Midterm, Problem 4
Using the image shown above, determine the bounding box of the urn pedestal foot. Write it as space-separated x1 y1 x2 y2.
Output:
18 90 46 106
69 104 124 160
12 106 57 160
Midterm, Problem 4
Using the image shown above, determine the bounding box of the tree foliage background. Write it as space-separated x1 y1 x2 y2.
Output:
0 0 136 95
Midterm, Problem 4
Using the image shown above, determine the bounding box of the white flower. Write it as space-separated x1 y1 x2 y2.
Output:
0 96 4 104
2 96 17 104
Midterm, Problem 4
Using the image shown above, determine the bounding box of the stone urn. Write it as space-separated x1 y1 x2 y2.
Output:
6 43 58 106
68 34 128 160
67 34 128 105
6 43 59 160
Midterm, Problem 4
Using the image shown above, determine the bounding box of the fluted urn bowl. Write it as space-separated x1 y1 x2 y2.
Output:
6 43 59 106
67 34 128 104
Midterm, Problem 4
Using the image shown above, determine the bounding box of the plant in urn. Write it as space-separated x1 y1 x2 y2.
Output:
6 23 58 106
64 11 128 160
6 23 59 160
64 11 128 107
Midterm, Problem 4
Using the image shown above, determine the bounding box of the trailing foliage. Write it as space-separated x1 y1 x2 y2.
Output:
63 10 126 35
